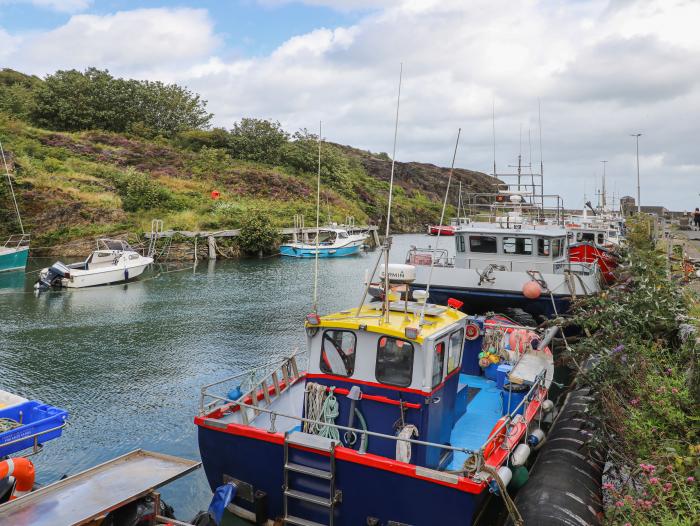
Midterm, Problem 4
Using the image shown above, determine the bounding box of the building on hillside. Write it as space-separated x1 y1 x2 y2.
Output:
620 196 636 216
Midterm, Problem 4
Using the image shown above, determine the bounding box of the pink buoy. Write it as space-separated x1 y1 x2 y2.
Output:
522 280 542 299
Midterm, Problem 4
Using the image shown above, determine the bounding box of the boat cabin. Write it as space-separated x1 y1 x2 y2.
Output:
305 302 468 469
453 226 568 274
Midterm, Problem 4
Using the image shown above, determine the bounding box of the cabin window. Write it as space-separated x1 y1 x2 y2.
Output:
320 330 356 377
503 237 532 255
577 232 595 243
432 341 446 387
552 238 564 258
597 233 605 245
537 238 550 256
338 231 348 238
469 235 497 253
376 336 414 387
447 329 464 373
457 234 466 253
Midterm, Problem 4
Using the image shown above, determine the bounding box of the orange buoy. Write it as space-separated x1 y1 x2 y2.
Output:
522 280 542 299
210 190 221 200
0 457 35 499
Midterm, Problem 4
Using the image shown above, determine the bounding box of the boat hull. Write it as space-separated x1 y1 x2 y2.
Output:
59 261 150 288
568 243 618 284
0 246 28 273
280 243 362 258
428 225 456 236
196 422 484 526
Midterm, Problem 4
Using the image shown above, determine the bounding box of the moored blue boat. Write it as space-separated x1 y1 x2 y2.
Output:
280 228 366 258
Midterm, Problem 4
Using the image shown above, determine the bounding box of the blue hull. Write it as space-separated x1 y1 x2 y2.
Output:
197 423 484 525
280 245 361 258
412 284 570 319
0 246 29 272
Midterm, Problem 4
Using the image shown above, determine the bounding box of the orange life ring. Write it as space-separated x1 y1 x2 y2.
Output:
483 417 508 459
0 457 35 499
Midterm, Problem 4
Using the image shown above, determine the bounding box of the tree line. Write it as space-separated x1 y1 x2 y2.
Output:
0 67 211 137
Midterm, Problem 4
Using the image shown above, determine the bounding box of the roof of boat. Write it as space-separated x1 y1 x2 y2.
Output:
309 303 467 344
455 224 567 236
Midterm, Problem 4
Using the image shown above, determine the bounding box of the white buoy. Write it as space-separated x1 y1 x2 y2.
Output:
527 428 546 448
488 466 513 495
541 399 554 413
510 443 531 467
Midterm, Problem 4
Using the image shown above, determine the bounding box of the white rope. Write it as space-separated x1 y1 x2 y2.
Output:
0 139 24 234
303 382 339 440
395 424 418 463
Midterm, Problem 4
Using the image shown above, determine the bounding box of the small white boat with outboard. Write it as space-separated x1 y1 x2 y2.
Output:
35 239 153 290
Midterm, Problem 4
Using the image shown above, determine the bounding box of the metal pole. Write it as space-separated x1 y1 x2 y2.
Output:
0 139 24 235
631 133 642 213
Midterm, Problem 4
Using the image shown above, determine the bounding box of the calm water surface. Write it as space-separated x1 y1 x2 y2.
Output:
0 233 439 519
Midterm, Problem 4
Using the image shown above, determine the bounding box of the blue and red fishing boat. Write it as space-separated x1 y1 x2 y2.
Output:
195 265 555 525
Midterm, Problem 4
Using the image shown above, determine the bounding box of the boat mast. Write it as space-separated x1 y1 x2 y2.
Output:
312 121 322 313
420 128 461 326
355 64 403 321
0 139 24 235
382 63 403 324
600 160 607 209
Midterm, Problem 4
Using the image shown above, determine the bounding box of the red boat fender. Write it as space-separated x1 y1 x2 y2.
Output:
0 457 35 499
522 280 542 299
483 417 508 459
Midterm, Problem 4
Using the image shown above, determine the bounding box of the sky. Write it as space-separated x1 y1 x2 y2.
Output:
0 0 698 211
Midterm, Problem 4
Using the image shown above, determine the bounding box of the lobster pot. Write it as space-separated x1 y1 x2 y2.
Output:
501 383 528 416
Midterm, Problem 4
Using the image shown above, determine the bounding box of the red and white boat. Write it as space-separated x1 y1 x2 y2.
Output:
428 225 456 236
568 242 619 284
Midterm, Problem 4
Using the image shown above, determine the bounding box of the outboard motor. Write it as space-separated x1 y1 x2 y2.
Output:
35 262 71 291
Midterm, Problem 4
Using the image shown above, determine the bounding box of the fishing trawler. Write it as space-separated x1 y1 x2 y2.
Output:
35 239 153 290
408 192 603 321
196 266 556 525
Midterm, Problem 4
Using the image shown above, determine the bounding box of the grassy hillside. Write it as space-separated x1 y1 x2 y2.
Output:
0 68 498 255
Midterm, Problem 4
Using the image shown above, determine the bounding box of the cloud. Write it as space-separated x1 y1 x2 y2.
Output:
0 0 92 13
11 8 220 75
2 0 699 210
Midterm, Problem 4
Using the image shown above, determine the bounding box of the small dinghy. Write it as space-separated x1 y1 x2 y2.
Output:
35 238 153 290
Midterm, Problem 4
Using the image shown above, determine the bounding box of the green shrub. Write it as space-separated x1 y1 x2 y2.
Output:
237 210 279 255
114 167 172 212
187 146 232 178
42 157 64 173
229 118 289 164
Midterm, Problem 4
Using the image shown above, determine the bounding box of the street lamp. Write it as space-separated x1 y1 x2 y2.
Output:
630 133 642 213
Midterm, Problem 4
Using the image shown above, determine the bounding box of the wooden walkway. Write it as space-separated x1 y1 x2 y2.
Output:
145 224 381 259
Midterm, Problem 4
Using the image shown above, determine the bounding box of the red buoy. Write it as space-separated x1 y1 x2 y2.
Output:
211 190 220 200
522 280 542 299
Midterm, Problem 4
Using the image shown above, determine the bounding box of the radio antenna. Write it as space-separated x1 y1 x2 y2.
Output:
492 97 497 176
312 121 322 313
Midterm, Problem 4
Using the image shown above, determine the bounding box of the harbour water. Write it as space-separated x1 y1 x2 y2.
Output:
0 233 434 519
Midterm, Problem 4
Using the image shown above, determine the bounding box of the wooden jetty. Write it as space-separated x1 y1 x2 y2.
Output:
145 221 380 260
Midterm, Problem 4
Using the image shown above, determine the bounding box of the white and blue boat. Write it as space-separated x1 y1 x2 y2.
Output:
196 266 556 525
280 228 367 258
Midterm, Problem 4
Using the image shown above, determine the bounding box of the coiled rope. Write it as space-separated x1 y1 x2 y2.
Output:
303 382 339 441
0 417 21 432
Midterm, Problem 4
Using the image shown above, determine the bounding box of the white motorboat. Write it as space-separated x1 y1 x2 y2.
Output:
36 239 153 290
280 227 367 258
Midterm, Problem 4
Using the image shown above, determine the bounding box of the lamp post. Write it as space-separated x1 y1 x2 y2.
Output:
631 133 642 213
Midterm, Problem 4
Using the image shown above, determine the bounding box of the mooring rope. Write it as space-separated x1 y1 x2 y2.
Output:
482 464 524 526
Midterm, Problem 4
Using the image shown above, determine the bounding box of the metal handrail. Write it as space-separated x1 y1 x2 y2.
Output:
199 357 550 475
2 233 30 250
1 421 68 457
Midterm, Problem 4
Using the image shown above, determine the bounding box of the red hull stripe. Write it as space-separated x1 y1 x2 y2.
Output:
306 367 460 397
195 416 488 494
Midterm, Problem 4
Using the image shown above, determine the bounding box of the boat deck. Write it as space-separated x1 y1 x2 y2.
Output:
447 374 502 470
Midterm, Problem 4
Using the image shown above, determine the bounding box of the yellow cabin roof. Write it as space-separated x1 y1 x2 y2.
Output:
308 302 467 344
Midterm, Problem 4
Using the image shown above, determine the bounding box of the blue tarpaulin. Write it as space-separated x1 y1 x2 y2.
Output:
208 482 237 525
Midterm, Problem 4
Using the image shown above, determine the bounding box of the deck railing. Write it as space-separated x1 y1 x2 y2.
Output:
2 234 30 250
199 356 550 478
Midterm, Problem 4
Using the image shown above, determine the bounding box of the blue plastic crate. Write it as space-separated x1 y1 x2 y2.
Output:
0 401 68 456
